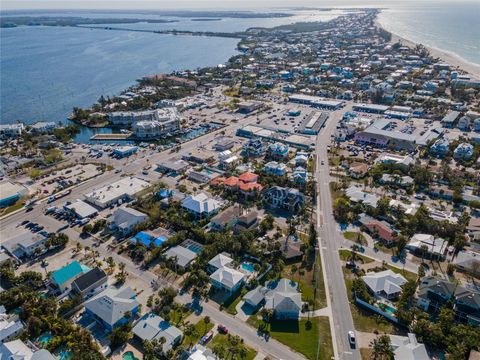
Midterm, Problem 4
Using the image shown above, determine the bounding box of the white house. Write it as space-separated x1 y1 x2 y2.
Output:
181 192 222 218
264 278 302 319
108 207 148 235
362 270 407 299
132 313 182 353
389 333 429 360
407 234 447 259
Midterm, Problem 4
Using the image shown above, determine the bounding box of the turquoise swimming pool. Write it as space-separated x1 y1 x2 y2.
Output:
56 349 72 360
241 262 255 273
37 333 53 345
382 304 397 315
123 351 139 360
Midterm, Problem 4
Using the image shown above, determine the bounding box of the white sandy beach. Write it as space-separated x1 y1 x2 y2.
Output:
375 19 480 79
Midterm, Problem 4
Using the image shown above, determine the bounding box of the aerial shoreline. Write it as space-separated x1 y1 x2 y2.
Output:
374 18 480 79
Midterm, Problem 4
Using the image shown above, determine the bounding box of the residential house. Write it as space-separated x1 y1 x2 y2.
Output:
243 286 269 309
84 286 140 332
267 142 289 160
454 143 474 160
389 333 429 360
360 217 396 244
0 340 55 360
262 186 305 213
362 270 407 300
210 266 246 294
207 253 233 274
0 310 24 343
187 345 217 360
294 152 309 167
345 186 379 207
209 206 243 231
407 234 447 259
51 261 90 293
454 287 480 325
417 277 456 313
132 313 182 353
380 174 414 188
108 207 148 235
242 138 265 157
181 192 222 219
430 138 450 157
71 268 108 300
348 163 369 179
233 211 259 233
453 251 480 276
264 161 287 176
291 167 308 185
164 245 198 269
264 279 302 319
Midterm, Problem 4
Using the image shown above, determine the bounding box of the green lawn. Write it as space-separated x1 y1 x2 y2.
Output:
208 334 257 360
339 249 374 264
181 318 214 347
224 288 247 315
247 317 333 360
343 231 367 245
169 306 192 326
285 258 326 310
385 264 417 282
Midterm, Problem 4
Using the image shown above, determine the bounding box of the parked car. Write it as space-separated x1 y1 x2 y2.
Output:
217 325 228 334
200 331 214 345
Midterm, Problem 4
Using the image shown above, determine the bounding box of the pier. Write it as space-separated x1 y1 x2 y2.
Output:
90 133 132 141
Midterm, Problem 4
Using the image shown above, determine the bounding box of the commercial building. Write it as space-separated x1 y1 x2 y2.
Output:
298 111 329 134
0 123 25 138
354 119 417 151
352 103 389 114
112 146 138 158
64 199 98 219
1 232 48 260
84 177 150 208
0 181 27 208
289 94 344 110
109 108 178 127
131 108 180 139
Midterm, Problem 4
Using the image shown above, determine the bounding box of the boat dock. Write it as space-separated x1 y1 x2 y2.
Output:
90 133 132 140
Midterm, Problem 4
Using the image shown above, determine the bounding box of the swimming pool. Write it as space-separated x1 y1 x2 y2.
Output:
123 351 139 360
241 262 255 273
56 349 72 360
37 333 53 345
381 304 397 315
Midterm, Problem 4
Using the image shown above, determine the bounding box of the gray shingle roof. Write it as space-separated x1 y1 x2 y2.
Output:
84 286 139 327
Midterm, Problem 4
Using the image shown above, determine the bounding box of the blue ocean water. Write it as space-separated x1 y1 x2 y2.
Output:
377 1 480 67
0 25 240 124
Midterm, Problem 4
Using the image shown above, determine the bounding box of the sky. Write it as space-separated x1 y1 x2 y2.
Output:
2 0 469 11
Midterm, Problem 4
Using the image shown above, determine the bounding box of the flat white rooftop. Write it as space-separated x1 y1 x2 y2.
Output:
85 177 150 207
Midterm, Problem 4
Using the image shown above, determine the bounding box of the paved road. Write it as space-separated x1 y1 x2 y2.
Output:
315 103 361 360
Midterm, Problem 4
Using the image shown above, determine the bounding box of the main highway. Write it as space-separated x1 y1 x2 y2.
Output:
315 103 361 360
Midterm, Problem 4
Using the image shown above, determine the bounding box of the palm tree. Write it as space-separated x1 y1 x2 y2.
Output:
370 335 394 360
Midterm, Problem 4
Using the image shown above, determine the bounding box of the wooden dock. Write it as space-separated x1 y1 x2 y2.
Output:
90 133 132 140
